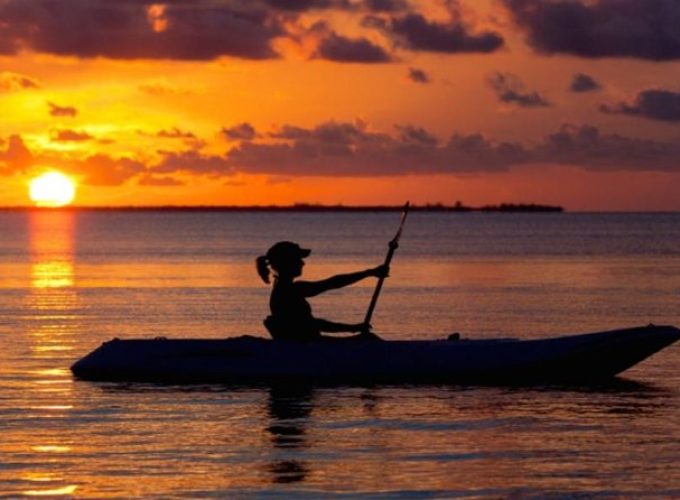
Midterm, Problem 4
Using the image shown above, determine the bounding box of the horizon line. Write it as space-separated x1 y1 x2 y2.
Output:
0 202 566 213
2 205 680 213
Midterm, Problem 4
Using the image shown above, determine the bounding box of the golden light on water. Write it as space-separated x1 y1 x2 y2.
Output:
31 261 74 289
23 485 78 497
29 210 75 289
29 172 76 208
27 210 79 359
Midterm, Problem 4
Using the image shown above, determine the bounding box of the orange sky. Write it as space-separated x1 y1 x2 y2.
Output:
1 0 680 210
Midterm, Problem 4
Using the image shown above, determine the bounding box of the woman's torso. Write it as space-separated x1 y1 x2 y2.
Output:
269 280 319 340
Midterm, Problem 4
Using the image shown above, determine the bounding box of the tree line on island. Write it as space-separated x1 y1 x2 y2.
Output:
6 202 564 212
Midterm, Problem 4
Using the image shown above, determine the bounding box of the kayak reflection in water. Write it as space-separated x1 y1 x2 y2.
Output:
256 241 387 341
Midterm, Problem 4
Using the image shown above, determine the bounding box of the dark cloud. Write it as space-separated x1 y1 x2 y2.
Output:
137 127 203 148
153 150 237 177
199 121 528 176
366 12 504 53
156 127 197 140
138 174 184 186
504 0 680 60
270 121 370 143
183 121 680 177
315 31 392 62
48 102 78 117
407 67 430 83
396 124 438 145
52 129 94 142
307 21 392 62
222 123 257 141
535 123 680 170
363 0 409 12
0 0 283 60
0 72 41 91
487 72 551 107
600 89 680 122
264 0 407 12
263 0 349 11
7 118 680 184
570 73 601 93
0 0 501 62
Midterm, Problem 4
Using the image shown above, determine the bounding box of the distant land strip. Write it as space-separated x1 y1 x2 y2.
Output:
2 203 564 212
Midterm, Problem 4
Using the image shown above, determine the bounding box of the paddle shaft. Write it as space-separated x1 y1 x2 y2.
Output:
363 203 410 328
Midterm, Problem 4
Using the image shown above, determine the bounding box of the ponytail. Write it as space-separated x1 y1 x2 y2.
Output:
256 255 271 284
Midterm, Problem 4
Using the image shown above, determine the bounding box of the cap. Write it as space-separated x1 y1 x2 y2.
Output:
265 241 311 264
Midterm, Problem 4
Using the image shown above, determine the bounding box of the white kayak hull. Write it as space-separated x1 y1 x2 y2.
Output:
71 325 680 385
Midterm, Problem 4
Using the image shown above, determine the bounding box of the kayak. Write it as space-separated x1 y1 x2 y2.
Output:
71 325 680 385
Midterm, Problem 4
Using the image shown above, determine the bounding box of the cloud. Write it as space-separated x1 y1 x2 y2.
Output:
363 0 409 12
504 0 680 60
487 72 551 107
263 0 408 13
203 121 680 176
6 119 680 185
0 0 501 62
69 154 146 186
52 129 94 142
535 123 680 170
600 88 680 122
137 127 203 148
396 124 438 145
222 123 257 141
366 12 504 54
138 174 184 186
153 150 237 177
0 71 41 91
263 0 349 11
0 134 145 185
407 67 430 83
570 73 601 93
48 101 78 117
156 127 197 140
315 31 392 62
223 121 527 176
0 135 33 173
0 0 284 60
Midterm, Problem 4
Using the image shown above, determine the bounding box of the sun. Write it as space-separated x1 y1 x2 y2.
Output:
29 172 77 207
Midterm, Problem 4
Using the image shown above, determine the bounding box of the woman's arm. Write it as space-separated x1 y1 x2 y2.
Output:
315 318 367 334
296 265 388 297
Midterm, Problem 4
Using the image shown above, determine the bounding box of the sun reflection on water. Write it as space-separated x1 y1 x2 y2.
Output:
27 210 79 356
13 211 82 497
23 484 78 497
31 261 74 289
29 210 75 289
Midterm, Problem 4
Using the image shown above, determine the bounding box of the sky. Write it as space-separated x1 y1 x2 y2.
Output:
1 0 680 210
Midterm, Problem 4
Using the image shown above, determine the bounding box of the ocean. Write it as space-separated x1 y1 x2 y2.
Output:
1 210 679 497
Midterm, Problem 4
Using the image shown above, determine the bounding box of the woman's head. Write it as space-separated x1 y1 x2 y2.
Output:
256 241 311 283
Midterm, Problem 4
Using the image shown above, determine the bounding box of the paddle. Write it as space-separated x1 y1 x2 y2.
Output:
362 202 410 334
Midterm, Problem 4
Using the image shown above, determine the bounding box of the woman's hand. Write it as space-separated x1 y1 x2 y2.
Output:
351 322 372 333
368 264 389 278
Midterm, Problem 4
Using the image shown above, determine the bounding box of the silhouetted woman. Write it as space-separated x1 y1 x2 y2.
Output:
256 241 387 341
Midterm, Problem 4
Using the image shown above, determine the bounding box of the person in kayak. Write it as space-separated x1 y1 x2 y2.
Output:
256 241 388 341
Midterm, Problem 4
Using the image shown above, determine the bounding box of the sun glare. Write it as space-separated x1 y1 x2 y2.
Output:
29 172 76 207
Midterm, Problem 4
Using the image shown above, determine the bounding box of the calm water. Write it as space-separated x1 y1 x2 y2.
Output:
1 210 679 498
